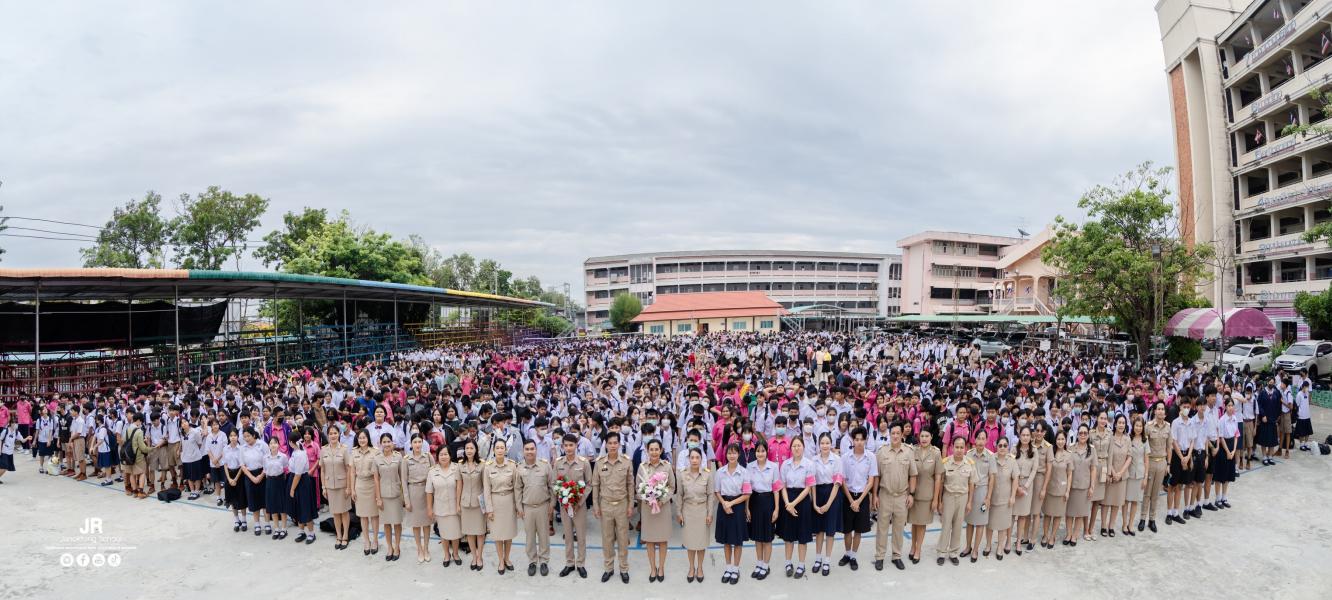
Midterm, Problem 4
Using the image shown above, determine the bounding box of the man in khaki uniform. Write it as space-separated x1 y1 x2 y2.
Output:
872 424 917 571
515 439 555 577
554 434 591 578
591 431 634 584
935 447 977 565
1144 407 1171 532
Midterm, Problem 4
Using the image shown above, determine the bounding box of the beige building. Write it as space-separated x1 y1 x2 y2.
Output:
897 230 1059 316
630 291 787 338
583 250 901 331
1157 0 1332 341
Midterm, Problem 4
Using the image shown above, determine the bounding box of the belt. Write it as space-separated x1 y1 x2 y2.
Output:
1150 457 1166 462
492 490 513 496
523 500 550 507
603 500 623 506
945 490 966 496
684 499 708 506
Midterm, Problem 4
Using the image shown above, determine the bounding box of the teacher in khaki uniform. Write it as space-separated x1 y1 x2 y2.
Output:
515 439 555 577
591 431 634 584
483 438 520 575
872 424 916 571
554 434 592 578
907 429 943 564
935 436 977 566
1143 403 1171 532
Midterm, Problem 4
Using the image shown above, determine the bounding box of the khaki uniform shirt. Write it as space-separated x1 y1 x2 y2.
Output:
941 457 978 495
591 454 633 508
875 444 917 495
515 459 555 506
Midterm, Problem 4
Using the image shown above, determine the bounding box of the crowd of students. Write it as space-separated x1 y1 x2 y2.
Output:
0 329 1320 584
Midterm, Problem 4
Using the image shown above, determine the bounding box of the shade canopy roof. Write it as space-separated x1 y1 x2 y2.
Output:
1164 307 1275 339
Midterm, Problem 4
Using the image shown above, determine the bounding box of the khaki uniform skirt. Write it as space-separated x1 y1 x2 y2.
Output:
988 502 1012 531
436 514 462 540
908 492 934 525
405 482 430 528
1124 476 1144 503
1042 492 1067 518
1102 477 1126 507
640 500 674 543
326 485 350 514
355 476 379 517
461 506 486 536
1012 489 1033 517
380 495 405 525
488 491 517 540
682 499 711 551
1066 488 1090 519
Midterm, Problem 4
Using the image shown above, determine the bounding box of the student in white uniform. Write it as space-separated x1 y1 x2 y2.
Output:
0 422 20 483
180 420 207 500
221 429 247 531
263 437 290 539
238 428 269 535
205 420 228 505
287 435 318 544
35 408 56 475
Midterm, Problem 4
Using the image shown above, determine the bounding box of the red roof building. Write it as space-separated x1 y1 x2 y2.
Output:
631 291 787 336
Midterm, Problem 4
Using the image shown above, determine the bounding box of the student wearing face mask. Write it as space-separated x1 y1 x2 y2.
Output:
768 416 792 464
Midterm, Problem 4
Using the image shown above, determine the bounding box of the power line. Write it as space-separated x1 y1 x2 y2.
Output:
0 233 94 242
6 216 102 229
5 226 98 238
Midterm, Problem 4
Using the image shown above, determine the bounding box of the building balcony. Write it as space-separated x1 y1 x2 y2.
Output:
1240 230 1311 255
1237 170 1332 214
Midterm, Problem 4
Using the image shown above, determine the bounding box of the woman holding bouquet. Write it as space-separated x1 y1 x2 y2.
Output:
637 438 676 582
714 442 751 585
677 446 715 583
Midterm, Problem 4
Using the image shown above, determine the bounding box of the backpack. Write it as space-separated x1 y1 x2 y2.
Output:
1319 443 1331 456
120 427 141 464
156 488 181 502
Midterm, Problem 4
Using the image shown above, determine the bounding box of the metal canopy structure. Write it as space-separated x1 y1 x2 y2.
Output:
0 268 552 309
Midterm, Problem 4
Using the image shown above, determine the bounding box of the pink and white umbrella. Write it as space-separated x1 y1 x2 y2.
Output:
1163 307 1275 339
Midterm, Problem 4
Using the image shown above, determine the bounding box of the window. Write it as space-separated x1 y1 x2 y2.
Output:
760 320 774 329
676 323 693 333
649 324 665 334
731 321 747 330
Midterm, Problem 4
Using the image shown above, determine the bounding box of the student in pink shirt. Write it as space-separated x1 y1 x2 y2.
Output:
767 417 792 465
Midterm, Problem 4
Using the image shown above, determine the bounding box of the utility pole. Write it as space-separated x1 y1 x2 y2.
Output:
952 263 960 334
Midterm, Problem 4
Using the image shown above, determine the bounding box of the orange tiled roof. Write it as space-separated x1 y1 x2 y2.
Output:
631 291 787 322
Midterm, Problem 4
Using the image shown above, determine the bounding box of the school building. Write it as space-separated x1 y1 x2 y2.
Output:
630 291 787 338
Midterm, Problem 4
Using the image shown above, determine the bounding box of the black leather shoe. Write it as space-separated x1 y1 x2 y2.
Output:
838 555 851 566
1137 519 1145 531
936 557 945 566
601 571 613 583
874 559 883 571
949 557 959 566
785 564 794 577
893 559 905 570
577 567 587 578
1148 520 1158 532
1203 503 1217 511
620 572 629 584
540 563 549 576
560 566 574 577
528 563 537 576
848 558 858 571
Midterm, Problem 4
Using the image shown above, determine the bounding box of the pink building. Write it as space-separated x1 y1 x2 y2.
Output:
897 229 1059 316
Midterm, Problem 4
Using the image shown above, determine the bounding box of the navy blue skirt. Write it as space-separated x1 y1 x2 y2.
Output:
715 495 749 546
748 491 776 543
778 489 813 544
264 475 287 515
0 453 15 471
244 475 265 513
224 468 246 510
813 483 843 536
289 473 317 524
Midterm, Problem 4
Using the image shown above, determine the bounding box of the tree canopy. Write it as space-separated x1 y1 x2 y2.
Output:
169 186 269 270
609 293 643 332
80 191 170 268
1042 163 1213 360
1294 289 1332 339
254 207 328 269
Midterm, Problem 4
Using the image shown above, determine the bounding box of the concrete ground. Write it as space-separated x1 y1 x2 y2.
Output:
3 409 1331 600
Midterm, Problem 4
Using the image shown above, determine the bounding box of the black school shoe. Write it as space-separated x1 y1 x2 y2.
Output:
559 566 574 577
848 558 858 571
838 555 851 567
892 559 905 570
874 559 883 571
1148 520 1158 532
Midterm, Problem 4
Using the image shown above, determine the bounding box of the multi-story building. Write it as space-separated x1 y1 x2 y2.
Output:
897 230 1058 316
1157 0 1332 342
583 250 902 330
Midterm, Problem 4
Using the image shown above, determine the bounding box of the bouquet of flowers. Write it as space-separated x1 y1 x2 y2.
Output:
638 471 670 514
553 476 587 517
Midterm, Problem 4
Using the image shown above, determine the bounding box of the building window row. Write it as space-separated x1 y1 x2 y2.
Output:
654 260 887 274
932 241 1001 256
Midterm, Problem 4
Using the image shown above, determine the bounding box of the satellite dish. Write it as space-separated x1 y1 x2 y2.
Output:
1017 228 1030 237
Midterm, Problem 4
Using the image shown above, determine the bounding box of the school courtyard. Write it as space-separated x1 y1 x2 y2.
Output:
3 407 1330 600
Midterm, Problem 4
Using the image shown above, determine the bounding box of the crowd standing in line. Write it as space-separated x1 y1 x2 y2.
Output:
0 328 1321 584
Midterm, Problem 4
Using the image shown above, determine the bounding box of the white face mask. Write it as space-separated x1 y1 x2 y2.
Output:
742 433 753 442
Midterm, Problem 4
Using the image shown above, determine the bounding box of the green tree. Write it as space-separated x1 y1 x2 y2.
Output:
254 207 328 268
473 259 513 295
170 186 269 270
1043 163 1214 360
1294 288 1332 338
609 293 643 332
80 192 170 268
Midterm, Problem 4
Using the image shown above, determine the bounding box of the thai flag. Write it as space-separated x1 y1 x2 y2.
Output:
1255 128 1265 144
1323 32 1330 55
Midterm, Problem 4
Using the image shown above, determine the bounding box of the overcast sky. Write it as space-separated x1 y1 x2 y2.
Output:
0 2 1174 294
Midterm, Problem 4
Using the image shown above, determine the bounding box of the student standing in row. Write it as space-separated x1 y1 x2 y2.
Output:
714 443 750 584
778 436 814 578
263 437 290 540
810 433 843 576
221 429 246 531
746 441 779 579
239 428 268 535
288 435 318 544
838 428 875 570
1212 400 1240 508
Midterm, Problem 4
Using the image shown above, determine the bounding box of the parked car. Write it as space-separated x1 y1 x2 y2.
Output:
1005 332 1028 346
1273 340 1332 379
1220 344 1273 373
972 338 1011 357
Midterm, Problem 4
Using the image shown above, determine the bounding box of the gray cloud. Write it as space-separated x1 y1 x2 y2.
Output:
0 1 1173 295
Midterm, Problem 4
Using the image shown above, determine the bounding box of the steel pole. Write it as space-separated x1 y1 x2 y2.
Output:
33 282 41 398
174 285 182 382
272 285 280 371
342 292 349 363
